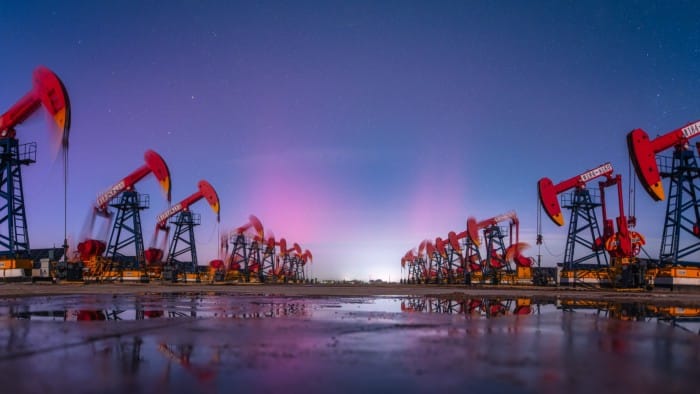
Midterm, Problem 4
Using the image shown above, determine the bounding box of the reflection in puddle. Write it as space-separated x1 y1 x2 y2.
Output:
401 297 537 317
558 299 700 334
0 293 698 393
2 294 699 334
400 296 700 334
2 295 309 321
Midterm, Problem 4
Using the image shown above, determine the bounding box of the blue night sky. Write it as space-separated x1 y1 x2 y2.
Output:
1 1 700 280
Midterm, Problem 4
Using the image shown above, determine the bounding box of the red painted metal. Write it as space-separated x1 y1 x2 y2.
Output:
0 66 70 141
628 120 700 201
80 150 171 260
95 150 172 212
467 211 534 268
236 214 264 238
538 162 613 226
155 180 219 229
466 211 518 246
598 174 645 260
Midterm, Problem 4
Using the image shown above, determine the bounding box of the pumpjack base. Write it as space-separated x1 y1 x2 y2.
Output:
56 261 84 281
0 259 31 281
652 265 700 290
0 258 32 270
161 266 202 283
559 263 655 289
559 269 613 287
121 270 149 282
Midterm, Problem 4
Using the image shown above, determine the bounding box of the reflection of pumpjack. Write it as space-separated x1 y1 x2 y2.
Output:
400 297 534 317
158 344 217 383
558 299 700 333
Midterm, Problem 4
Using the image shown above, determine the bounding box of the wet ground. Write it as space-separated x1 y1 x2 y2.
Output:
0 285 698 393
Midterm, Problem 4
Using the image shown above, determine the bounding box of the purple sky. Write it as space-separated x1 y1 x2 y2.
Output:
2 1 700 280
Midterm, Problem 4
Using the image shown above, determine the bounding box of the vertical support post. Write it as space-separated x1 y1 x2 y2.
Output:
562 188 608 270
106 190 148 272
0 139 35 259
659 149 700 265
164 211 200 282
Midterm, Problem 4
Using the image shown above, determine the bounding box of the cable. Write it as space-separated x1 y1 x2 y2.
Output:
627 154 636 224
536 183 543 267
541 239 562 257
63 139 69 262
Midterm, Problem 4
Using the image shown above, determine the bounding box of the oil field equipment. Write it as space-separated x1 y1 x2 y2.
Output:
0 67 70 279
538 162 645 286
538 163 612 274
224 215 264 282
424 239 441 283
401 248 421 283
403 231 473 284
444 230 469 284
78 150 171 281
467 211 534 284
258 232 279 282
146 180 219 282
221 215 311 283
280 240 310 283
628 120 700 288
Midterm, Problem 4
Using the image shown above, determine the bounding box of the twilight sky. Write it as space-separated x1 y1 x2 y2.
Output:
1 1 700 280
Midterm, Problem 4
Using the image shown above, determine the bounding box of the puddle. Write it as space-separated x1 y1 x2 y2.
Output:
0 293 697 393
1 294 697 333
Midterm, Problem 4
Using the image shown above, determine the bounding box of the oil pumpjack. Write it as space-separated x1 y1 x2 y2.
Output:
78 150 171 281
628 120 700 288
538 162 645 287
0 67 70 279
466 211 534 284
145 180 219 282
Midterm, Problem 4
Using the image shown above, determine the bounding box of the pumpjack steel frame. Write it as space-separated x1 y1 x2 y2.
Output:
463 235 482 284
246 239 261 281
657 150 700 266
106 191 149 271
164 211 201 281
482 225 513 282
227 233 250 282
259 243 276 282
0 139 35 258
444 245 464 284
560 189 608 269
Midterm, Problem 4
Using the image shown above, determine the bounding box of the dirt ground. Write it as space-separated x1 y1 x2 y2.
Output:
1 282 699 306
